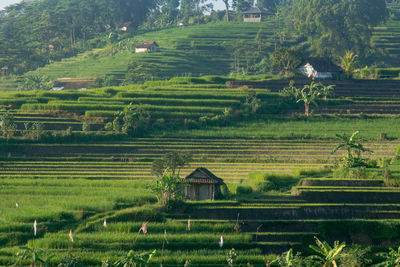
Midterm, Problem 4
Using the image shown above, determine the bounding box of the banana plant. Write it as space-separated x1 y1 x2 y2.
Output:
375 246 400 267
332 131 372 168
296 83 320 116
308 237 346 267
273 248 296 267
114 250 156 267
12 247 54 267
320 84 335 101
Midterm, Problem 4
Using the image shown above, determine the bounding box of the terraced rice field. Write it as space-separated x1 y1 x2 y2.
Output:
1 138 397 183
229 79 400 116
30 20 287 80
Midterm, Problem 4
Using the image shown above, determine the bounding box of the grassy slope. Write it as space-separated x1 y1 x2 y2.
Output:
23 3 400 82
30 21 279 80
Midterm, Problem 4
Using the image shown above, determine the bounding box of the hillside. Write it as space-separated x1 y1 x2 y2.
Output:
2 4 400 266
9 3 396 86
28 20 282 82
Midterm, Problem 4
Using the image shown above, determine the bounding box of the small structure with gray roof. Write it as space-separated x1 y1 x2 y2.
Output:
184 168 226 201
298 58 343 79
135 41 159 53
243 7 273 22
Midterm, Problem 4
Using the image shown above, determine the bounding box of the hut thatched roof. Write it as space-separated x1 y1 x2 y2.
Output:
185 168 224 184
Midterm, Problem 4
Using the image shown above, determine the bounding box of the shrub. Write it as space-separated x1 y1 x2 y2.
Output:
201 75 231 84
338 247 372 267
82 122 91 133
247 173 299 192
294 168 332 177
236 185 253 195
333 167 377 179
169 77 206 84
395 146 400 161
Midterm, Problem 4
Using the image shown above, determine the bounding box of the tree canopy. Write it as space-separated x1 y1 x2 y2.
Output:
0 0 157 74
281 0 388 59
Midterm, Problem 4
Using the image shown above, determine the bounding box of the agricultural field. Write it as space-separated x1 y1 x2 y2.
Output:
1 76 400 266
26 21 282 83
2 4 400 266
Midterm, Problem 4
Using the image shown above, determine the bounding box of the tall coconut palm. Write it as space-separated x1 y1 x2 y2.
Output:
308 237 346 267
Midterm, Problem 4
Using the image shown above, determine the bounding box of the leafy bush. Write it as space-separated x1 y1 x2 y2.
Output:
333 167 377 179
125 61 161 84
395 146 400 160
200 75 231 84
247 173 299 192
236 185 253 195
169 77 206 84
294 168 332 177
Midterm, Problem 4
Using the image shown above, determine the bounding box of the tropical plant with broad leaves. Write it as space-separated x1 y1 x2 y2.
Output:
226 248 237 267
280 80 300 101
114 250 156 267
152 172 186 207
12 247 54 267
296 81 321 116
152 151 192 178
332 131 372 168
339 51 358 79
375 246 400 267
308 237 346 267
0 111 17 138
274 248 295 267
320 84 336 101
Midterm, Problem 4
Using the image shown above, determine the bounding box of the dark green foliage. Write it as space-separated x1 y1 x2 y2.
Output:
20 75 53 91
0 0 157 74
236 185 253 195
257 0 279 11
113 250 156 267
281 0 388 58
332 131 372 168
270 47 303 75
376 246 400 267
338 247 372 267
125 61 162 84
151 151 192 177
0 111 17 138
58 253 81 267
248 173 299 192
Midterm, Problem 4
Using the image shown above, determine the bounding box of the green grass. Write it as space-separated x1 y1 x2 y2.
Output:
167 116 400 139
0 178 156 224
27 21 280 81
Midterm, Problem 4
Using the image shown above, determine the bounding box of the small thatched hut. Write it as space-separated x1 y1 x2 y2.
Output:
184 168 225 201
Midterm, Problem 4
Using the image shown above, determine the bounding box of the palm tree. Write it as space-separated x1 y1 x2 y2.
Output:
339 51 358 79
308 237 346 267
331 131 371 163
376 246 400 267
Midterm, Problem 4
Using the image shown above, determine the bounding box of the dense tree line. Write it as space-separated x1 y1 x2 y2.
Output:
0 0 157 74
280 0 388 59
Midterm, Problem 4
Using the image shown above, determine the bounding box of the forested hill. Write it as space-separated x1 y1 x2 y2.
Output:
0 0 157 74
